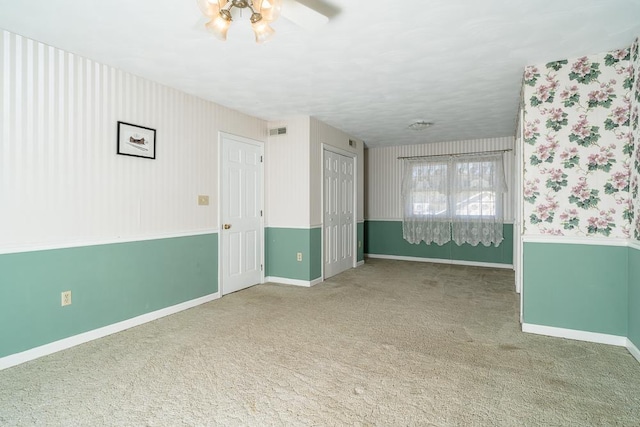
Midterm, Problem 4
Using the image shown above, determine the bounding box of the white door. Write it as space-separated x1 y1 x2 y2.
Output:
324 150 354 278
221 134 263 295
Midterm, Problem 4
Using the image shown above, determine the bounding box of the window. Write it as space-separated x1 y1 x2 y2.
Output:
402 153 507 247
408 161 449 217
407 159 503 219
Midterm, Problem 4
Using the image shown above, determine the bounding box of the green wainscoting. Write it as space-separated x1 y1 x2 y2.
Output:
357 222 364 262
523 242 628 336
629 245 640 347
0 234 218 358
364 220 513 265
265 227 322 281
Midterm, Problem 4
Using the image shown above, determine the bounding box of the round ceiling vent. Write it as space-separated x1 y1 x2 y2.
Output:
408 121 434 131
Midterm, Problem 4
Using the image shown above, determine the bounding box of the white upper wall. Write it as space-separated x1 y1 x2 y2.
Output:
0 31 266 253
310 117 364 226
265 116 364 228
264 117 311 228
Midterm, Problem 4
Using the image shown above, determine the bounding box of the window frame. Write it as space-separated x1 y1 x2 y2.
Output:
405 157 504 221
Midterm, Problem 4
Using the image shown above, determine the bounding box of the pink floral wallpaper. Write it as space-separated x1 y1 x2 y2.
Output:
631 38 640 241
523 47 634 238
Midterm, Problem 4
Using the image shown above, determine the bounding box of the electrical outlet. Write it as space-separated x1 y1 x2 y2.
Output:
61 291 72 306
198 195 209 206
358 240 362 248
296 252 303 262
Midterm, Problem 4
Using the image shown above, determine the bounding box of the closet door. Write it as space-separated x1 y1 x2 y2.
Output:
324 150 354 279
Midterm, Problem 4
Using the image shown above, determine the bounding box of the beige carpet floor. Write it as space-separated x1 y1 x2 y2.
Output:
1 259 639 426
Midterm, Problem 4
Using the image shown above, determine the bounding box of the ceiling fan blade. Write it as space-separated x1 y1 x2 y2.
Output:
281 0 329 30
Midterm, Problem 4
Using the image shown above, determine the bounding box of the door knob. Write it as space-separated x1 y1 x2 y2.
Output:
223 224 232 229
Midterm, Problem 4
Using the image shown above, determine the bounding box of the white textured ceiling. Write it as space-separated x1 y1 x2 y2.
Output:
1 0 639 147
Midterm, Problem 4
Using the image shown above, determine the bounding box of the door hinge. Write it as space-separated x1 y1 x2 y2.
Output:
261 264 263 271
260 155 263 163
260 210 263 217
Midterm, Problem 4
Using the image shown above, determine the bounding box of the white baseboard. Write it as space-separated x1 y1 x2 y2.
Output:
522 323 627 347
266 276 323 287
356 260 365 267
365 253 513 270
627 339 640 363
0 292 220 371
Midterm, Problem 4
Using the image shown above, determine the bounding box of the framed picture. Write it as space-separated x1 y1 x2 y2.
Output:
117 121 156 159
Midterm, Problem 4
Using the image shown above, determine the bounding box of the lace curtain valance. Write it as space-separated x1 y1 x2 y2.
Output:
401 153 507 247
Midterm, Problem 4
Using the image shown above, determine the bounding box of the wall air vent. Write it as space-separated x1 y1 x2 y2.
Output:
269 127 287 136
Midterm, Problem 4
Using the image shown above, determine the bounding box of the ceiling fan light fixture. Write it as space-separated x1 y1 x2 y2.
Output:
408 121 434 131
252 19 276 44
198 0 282 43
197 0 221 17
206 11 232 41
258 0 282 22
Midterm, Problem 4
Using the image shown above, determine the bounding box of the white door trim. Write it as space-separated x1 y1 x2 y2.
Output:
323 144 356 158
516 107 524 322
218 131 265 296
321 144 357 280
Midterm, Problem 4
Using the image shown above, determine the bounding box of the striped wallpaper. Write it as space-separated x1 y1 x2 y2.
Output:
265 117 311 228
364 136 516 221
0 30 266 253
310 117 364 225
265 116 364 228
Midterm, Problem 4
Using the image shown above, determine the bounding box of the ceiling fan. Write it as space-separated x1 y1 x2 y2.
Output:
197 0 329 43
